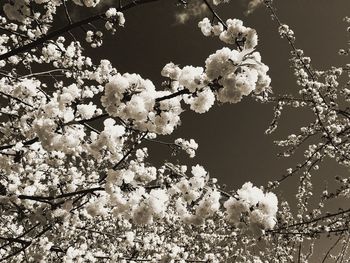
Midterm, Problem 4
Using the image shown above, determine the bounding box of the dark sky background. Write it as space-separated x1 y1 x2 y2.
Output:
0 0 348 261
92 0 350 189
80 0 350 261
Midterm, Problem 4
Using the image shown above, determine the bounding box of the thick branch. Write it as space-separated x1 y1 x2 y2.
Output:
0 114 108 151
0 0 160 61
18 187 105 202
202 0 227 30
155 89 190 102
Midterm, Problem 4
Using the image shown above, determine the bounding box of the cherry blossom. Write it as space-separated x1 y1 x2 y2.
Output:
0 0 349 262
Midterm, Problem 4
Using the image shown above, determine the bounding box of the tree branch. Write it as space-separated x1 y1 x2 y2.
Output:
0 0 160 61
18 187 105 202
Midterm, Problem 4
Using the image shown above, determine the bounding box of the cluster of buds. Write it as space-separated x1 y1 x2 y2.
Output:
278 24 295 42
105 8 125 34
85 30 103 48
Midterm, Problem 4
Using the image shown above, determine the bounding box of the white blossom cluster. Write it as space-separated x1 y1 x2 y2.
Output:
89 118 126 161
199 17 258 49
0 0 283 262
278 24 295 42
85 30 104 48
85 7 125 47
101 72 183 134
197 18 271 103
205 47 271 103
105 8 125 34
269 16 350 171
198 17 224 37
224 182 278 234
161 45 270 107
174 138 199 158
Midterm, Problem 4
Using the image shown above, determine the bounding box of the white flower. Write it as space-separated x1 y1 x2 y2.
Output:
205 47 270 103
179 66 206 92
117 12 125 26
175 138 199 157
161 62 182 80
105 8 117 18
224 182 278 230
219 18 258 49
198 18 213 36
185 87 215 113
191 164 207 178
77 103 97 119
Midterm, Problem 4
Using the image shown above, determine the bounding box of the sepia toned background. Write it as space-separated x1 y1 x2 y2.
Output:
88 1 350 194
85 1 350 260
0 0 349 261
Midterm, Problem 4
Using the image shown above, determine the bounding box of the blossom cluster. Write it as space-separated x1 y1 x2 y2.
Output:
224 182 278 234
174 138 199 158
0 0 280 262
105 8 125 34
199 17 258 49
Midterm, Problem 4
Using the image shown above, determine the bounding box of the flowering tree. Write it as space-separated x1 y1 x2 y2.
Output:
0 0 349 262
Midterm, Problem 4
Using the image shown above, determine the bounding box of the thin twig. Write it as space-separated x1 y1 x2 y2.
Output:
0 0 160 61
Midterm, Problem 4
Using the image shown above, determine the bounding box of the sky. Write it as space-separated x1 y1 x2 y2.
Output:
0 0 348 261
89 0 350 189
74 0 350 260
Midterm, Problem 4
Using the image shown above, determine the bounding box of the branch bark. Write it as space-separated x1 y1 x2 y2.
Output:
0 0 160 61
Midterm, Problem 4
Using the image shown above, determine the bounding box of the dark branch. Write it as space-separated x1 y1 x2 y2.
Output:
0 0 160 61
